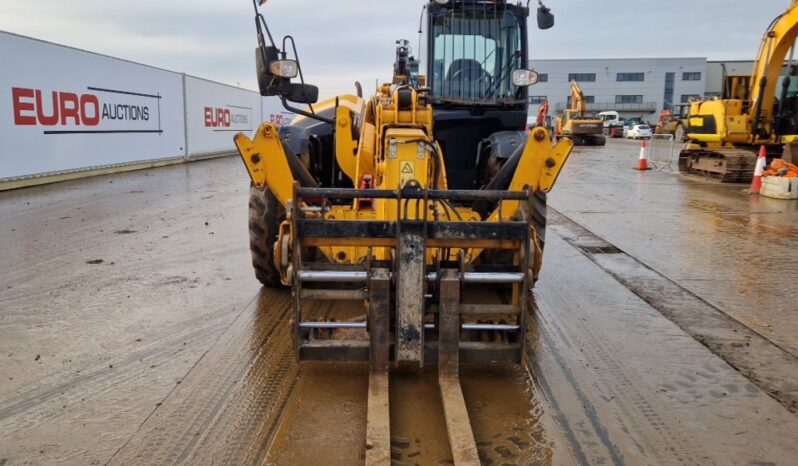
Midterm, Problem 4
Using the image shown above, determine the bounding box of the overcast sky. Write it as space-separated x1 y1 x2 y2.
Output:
0 0 790 99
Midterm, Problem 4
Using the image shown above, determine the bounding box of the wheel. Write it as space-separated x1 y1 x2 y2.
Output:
248 185 285 287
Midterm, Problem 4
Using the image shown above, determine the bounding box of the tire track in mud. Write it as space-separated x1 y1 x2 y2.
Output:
533 298 703 466
0 307 234 424
108 288 296 465
528 231 798 466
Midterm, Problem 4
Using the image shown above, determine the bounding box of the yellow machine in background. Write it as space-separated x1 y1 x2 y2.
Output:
681 0 798 182
555 81 606 146
655 104 689 141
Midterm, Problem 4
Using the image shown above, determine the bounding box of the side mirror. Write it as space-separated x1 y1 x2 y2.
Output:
285 83 319 104
537 5 554 30
255 46 281 96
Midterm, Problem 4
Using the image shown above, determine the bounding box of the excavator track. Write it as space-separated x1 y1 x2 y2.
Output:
678 147 757 183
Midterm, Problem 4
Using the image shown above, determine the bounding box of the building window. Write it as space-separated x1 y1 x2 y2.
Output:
617 72 645 82
567 96 595 106
529 95 547 104
663 72 675 110
680 94 701 103
537 73 548 83
615 95 643 104
568 73 596 82
682 72 701 81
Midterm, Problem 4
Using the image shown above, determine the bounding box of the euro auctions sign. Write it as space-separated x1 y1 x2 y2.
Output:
0 31 186 180
203 105 251 131
11 86 162 134
184 76 260 158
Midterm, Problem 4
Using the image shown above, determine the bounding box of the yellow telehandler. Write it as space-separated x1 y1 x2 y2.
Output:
234 1 573 460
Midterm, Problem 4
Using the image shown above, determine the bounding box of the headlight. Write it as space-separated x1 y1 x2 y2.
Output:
270 60 299 79
512 69 539 87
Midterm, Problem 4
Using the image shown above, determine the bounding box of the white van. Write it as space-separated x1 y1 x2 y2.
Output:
598 111 621 129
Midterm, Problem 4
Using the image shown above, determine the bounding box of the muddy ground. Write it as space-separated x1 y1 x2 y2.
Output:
0 140 796 465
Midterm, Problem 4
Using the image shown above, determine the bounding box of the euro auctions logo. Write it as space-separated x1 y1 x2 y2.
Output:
203 105 252 132
11 86 162 135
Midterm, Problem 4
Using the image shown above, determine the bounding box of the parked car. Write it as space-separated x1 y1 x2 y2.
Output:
625 124 652 139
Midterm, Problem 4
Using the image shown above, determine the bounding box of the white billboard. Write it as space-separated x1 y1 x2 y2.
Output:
0 32 185 180
184 76 262 158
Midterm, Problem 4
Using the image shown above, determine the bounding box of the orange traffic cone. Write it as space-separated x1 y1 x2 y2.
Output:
635 139 652 170
749 145 767 193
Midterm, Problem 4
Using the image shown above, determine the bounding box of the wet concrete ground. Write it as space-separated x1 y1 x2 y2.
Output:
550 139 798 357
0 143 796 465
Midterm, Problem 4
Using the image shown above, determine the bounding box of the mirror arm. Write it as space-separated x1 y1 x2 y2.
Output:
282 35 318 115
280 97 334 125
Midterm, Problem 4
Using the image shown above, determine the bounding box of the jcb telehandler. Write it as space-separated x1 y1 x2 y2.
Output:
234 1 572 460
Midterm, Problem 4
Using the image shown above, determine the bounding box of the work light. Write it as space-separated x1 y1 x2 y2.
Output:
270 60 299 79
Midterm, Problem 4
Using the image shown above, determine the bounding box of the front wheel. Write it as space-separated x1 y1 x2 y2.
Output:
248 185 285 287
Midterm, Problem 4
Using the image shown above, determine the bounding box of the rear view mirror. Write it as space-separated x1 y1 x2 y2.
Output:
255 46 281 96
285 83 319 104
537 4 554 30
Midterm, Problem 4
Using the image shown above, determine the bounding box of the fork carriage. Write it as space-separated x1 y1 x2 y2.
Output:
290 185 539 366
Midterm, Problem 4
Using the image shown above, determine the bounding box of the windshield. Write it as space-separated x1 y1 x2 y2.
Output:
430 4 525 104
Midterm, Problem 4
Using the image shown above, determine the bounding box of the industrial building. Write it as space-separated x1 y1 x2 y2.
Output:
527 57 752 123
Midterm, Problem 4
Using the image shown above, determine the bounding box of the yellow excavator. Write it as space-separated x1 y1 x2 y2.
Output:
680 0 798 182
234 1 572 460
555 81 606 146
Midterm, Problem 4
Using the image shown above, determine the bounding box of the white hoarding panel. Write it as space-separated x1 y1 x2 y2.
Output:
184 76 261 158
262 97 295 128
0 32 186 180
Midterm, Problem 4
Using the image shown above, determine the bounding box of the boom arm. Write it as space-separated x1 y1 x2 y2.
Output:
569 81 586 116
748 0 798 137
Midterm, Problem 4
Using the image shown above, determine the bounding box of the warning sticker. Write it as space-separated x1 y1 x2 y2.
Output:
399 161 415 186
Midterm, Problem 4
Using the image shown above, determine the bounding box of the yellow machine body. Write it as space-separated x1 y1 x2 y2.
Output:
236 85 573 278
555 81 605 146
681 1 798 181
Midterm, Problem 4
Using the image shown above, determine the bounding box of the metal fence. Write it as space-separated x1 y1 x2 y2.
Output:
648 134 675 171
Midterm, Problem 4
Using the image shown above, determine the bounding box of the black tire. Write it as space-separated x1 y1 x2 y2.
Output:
248 185 285 287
